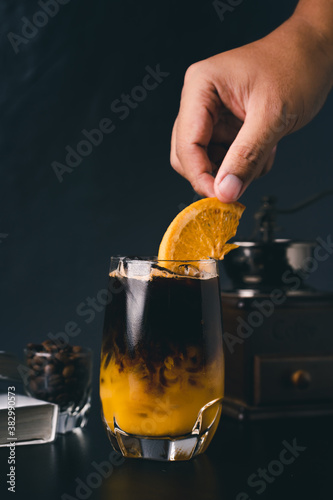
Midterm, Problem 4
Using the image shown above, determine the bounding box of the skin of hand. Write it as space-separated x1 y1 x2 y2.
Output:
170 8 333 203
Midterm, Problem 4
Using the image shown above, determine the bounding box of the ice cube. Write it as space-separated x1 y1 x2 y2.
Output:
178 264 201 277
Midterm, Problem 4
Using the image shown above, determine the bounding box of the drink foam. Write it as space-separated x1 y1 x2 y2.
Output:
109 259 217 281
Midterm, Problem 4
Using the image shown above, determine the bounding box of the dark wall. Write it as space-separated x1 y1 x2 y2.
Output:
1 0 333 357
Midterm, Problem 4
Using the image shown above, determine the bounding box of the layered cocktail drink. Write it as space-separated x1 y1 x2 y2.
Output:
100 257 224 461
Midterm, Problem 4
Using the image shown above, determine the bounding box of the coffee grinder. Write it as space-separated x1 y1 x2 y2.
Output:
221 191 333 419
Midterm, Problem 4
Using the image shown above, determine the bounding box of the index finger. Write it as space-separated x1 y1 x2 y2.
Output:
175 75 222 197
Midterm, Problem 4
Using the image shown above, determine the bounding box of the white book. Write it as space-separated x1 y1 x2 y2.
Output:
0 394 58 446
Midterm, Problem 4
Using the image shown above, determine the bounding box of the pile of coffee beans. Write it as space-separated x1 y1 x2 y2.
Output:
25 340 92 411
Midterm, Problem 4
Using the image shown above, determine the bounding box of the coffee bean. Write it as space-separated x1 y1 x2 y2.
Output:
36 390 47 399
44 363 56 375
29 380 38 392
34 376 46 387
65 377 78 387
46 344 59 353
32 355 44 366
55 352 69 364
47 383 66 396
48 374 62 386
42 340 53 349
25 341 90 409
32 364 43 373
62 365 74 378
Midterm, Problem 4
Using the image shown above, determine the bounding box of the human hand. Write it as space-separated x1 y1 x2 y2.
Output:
170 13 333 202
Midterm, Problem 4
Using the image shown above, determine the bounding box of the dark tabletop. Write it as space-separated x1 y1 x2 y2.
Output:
1 398 332 500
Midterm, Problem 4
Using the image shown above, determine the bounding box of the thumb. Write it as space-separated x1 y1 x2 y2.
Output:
214 108 280 202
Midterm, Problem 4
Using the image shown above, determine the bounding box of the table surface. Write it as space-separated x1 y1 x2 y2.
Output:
1 399 332 500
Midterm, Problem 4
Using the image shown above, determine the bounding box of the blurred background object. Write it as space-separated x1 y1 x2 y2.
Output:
221 192 333 419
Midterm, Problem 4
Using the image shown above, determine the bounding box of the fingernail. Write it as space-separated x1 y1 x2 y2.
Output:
218 174 243 201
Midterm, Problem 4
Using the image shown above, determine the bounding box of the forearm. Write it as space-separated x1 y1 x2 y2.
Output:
294 0 333 47
258 0 333 101
293 0 333 81
296 1 333 93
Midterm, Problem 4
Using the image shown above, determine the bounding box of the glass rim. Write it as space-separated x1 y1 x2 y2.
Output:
110 256 218 264
24 346 92 356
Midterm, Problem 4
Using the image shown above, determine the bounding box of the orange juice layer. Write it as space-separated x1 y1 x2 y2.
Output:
100 354 224 437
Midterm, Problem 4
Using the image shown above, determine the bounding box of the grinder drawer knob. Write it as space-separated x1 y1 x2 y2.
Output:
290 369 312 389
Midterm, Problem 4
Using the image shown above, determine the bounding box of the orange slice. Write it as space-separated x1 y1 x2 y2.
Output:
158 197 245 261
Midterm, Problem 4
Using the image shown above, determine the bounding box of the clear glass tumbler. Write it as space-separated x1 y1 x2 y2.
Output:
25 343 92 433
100 257 224 461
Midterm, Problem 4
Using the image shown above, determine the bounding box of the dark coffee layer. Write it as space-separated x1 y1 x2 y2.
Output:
102 273 223 374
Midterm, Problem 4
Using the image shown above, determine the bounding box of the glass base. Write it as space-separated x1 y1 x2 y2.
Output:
103 398 222 461
57 401 91 434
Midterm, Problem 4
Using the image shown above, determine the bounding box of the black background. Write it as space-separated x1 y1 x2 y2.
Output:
1 1 333 499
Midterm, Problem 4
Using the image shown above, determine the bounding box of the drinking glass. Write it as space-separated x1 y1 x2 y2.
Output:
100 257 224 461
24 344 92 433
